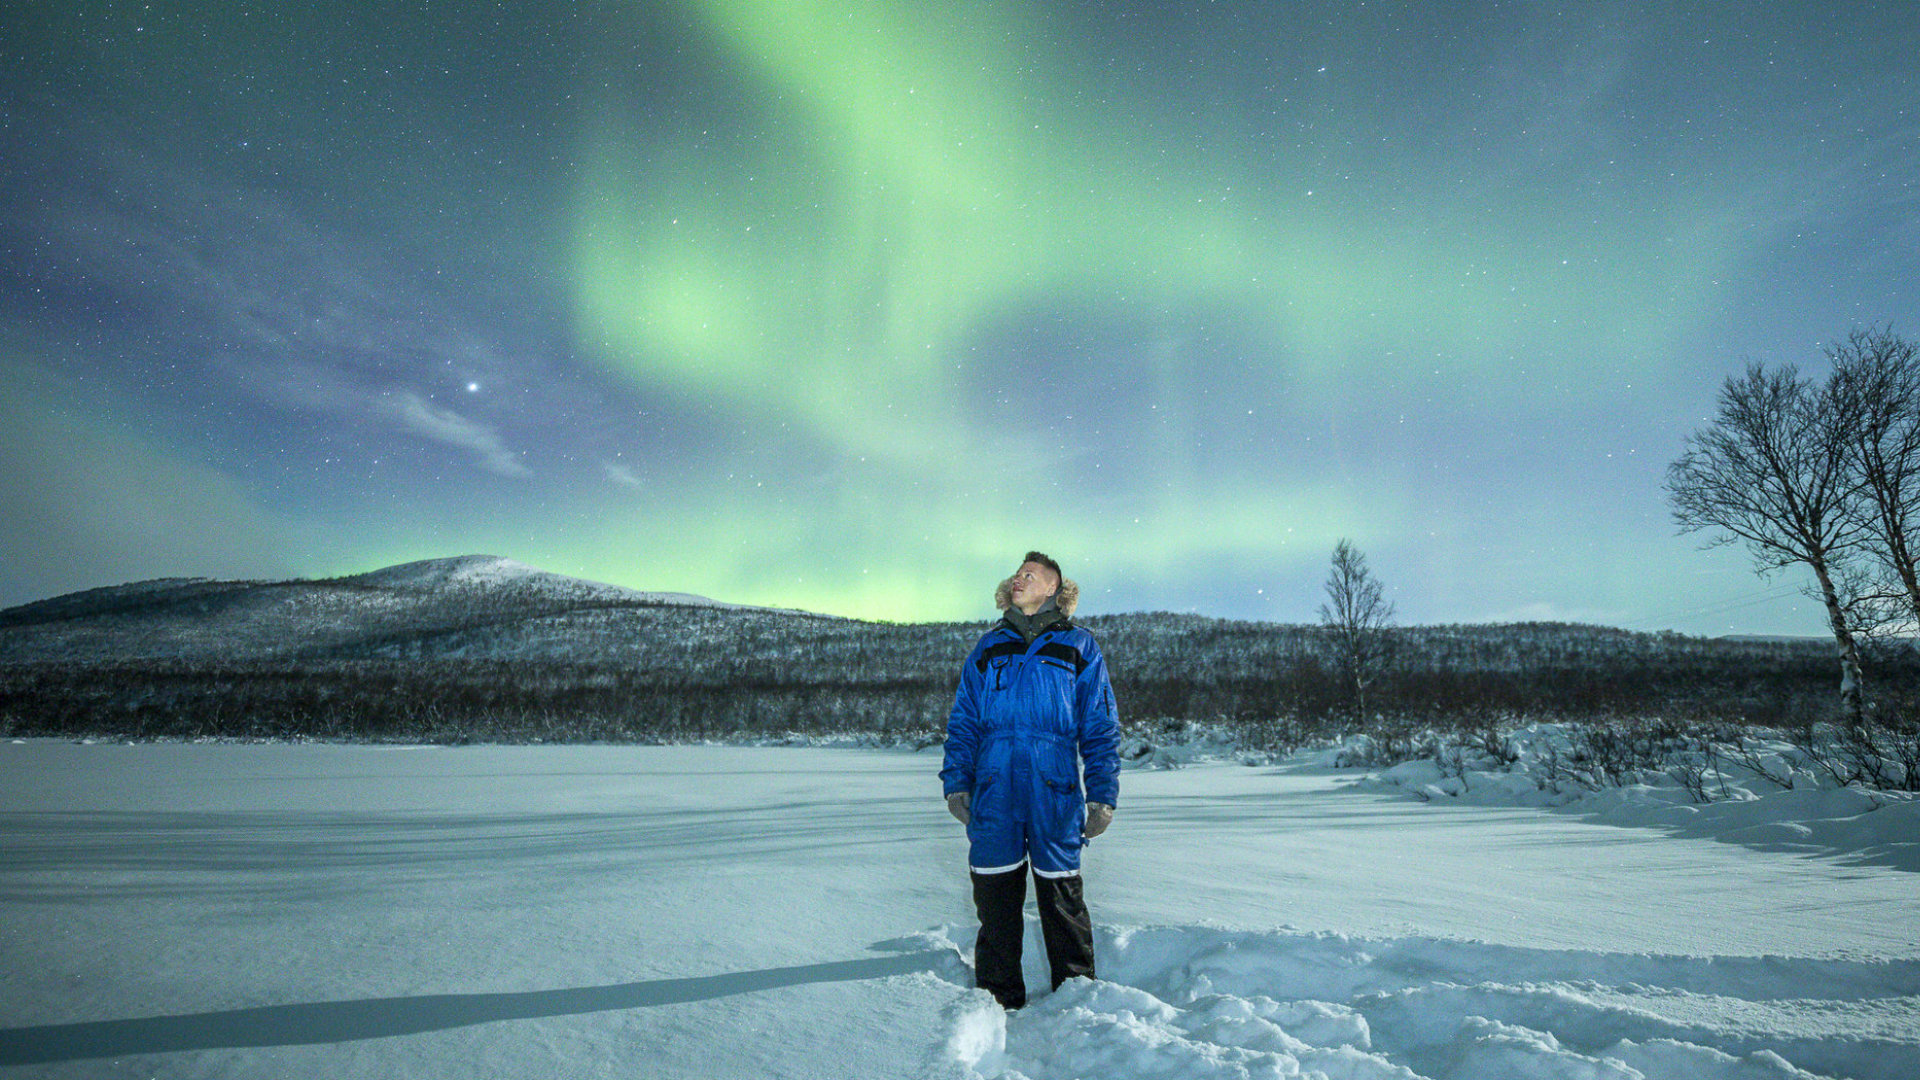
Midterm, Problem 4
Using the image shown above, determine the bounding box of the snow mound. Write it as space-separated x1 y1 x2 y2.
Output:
923 924 1918 1080
1346 725 1920 873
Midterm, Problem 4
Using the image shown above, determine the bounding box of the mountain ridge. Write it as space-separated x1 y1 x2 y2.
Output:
1 554 1833 643
0 554 843 666
0 555 1861 742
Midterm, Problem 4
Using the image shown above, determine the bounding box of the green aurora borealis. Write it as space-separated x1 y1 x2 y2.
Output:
3 1 1915 629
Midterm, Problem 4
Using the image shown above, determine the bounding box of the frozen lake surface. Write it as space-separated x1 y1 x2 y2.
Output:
1 741 1914 1078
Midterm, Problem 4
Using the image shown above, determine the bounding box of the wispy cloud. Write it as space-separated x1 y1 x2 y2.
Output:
8 110 553 415
602 459 644 488
378 392 530 477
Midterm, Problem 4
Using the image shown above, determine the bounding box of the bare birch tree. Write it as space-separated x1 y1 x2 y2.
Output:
1318 539 1397 722
1666 363 1869 722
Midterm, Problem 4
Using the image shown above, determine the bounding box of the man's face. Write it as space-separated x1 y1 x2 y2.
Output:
1008 561 1059 614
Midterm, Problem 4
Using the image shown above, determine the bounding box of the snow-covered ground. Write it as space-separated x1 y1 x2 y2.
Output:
1 741 1914 1079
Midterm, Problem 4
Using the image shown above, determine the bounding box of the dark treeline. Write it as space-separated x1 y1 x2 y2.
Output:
1091 617 1887 743
0 659 955 744
5 598 1907 745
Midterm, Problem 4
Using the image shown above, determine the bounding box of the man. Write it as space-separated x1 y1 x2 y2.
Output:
940 551 1120 1009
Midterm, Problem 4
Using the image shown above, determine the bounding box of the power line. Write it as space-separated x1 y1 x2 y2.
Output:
1622 580 1808 631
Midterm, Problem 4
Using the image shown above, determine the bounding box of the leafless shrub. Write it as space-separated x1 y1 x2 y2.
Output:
1728 733 1798 790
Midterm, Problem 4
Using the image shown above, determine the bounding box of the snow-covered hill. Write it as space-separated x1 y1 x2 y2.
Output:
332 555 720 606
0 554 795 665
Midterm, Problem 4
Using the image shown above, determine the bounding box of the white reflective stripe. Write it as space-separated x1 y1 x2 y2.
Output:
969 858 1029 875
1032 865 1081 879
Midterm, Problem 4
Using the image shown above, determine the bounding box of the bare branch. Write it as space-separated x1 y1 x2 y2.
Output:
1829 327 1920 627
1664 359 1869 721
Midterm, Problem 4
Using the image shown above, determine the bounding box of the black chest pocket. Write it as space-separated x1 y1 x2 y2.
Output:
989 655 1013 690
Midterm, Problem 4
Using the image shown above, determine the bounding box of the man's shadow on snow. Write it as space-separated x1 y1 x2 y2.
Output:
0 950 951 1066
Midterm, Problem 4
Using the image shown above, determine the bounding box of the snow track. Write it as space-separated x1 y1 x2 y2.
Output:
916 921 1917 1080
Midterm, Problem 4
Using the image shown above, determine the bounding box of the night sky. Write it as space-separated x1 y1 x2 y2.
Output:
3 2 1915 632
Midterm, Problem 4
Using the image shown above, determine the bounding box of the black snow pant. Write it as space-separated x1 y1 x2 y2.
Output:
970 865 1096 1009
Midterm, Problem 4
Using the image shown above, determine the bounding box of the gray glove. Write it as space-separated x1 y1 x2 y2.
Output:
947 791 970 826
1083 802 1114 838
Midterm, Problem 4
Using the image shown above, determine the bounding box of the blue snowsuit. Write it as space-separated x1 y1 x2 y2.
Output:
940 619 1120 876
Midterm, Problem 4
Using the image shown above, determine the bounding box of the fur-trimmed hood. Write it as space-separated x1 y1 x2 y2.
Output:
994 574 1079 618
